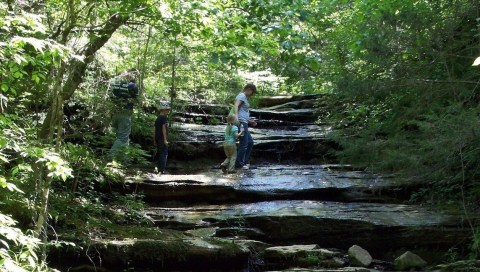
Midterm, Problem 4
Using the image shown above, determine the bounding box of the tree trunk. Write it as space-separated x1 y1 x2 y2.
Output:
39 13 129 139
33 12 131 261
140 25 153 104
170 37 177 127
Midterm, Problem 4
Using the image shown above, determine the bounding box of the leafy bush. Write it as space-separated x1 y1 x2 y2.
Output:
0 214 46 272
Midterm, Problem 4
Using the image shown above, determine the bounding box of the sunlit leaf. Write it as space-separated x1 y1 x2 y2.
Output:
3 259 26 272
0 176 7 188
473 57 480 66
7 183 24 193
0 240 9 249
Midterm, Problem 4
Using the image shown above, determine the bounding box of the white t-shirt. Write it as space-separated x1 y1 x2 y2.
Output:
235 92 250 123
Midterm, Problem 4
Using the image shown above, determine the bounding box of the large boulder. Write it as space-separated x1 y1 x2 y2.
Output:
393 251 427 271
49 236 250 271
348 245 372 267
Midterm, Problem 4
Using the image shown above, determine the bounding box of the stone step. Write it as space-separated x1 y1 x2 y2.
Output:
171 123 333 162
145 200 468 261
258 94 323 107
251 108 318 123
174 124 328 143
173 109 320 126
172 95 323 126
262 99 317 111
129 165 413 204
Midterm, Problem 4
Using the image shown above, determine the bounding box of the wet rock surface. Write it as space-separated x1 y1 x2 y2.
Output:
169 94 335 163
171 123 333 163
144 199 466 260
54 94 473 271
130 164 416 204
129 95 470 270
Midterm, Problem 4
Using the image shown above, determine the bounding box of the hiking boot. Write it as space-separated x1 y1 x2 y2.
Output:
220 164 227 174
242 164 250 170
227 170 236 174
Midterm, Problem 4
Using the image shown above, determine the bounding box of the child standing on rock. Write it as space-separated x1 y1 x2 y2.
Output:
154 101 171 174
221 113 243 174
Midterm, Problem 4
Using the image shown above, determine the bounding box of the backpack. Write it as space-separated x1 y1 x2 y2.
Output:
109 77 138 99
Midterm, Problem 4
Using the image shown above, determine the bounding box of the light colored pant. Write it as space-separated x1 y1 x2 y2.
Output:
222 143 237 171
109 109 132 161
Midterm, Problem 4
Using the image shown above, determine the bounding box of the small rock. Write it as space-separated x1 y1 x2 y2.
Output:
348 245 372 267
393 251 427 271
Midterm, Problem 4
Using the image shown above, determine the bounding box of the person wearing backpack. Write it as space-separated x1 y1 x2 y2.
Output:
220 113 243 174
108 70 139 162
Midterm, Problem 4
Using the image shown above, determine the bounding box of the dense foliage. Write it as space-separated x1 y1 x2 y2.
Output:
1 0 479 270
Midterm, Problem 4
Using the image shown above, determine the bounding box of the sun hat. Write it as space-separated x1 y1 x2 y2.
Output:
158 101 171 110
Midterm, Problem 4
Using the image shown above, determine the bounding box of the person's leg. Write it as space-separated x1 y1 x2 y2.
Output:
109 110 132 161
223 144 236 172
157 143 168 173
228 145 237 172
108 114 119 161
221 144 230 173
221 144 230 166
244 131 254 166
236 122 249 166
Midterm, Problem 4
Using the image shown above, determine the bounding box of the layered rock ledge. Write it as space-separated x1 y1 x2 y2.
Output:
128 165 416 204
146 200 468 261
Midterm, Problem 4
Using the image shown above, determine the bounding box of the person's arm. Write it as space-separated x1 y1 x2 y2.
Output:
234 100 242 117
153 119 158 146
162 123 168 145
235 130 244 139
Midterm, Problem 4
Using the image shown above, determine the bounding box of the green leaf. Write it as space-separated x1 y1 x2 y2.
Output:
32 74 40 84
13 71 23 79
1 84 8 91
0 176 7 188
